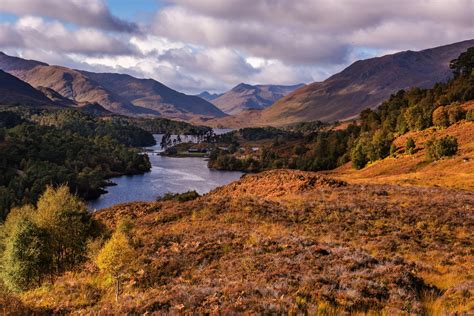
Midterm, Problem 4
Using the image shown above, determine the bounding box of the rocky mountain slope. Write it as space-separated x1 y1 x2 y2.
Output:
0 52 225 120
210 83 304 115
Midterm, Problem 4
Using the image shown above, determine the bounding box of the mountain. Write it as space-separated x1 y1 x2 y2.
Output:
0 52 226 120
210 83 305 115
197 91 223 101
0 70 57 107
82 72 226 119
36 86 78 107
216 39 473 127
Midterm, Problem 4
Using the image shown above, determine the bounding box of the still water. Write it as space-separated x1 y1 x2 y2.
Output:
88 132 242 211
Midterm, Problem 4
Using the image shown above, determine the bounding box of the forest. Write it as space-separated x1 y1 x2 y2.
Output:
0 108 155 221
208 48 474 172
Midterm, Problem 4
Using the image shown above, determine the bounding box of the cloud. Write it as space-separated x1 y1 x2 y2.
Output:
0 0 138 32
0 16 134 55
0 0 471 94
153 0 472 65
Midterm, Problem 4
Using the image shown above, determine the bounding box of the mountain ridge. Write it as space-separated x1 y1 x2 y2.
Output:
259 39 474 125
210 83 305 115
0 52 226 120
202 39 474 127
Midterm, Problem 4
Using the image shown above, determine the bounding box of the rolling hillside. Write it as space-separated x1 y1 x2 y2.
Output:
82 72 226 120
6 168 472 313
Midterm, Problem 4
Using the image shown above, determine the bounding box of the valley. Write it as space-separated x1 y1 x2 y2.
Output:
0 8 472 313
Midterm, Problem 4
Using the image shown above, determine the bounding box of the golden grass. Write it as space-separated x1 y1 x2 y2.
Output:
331 120 474 191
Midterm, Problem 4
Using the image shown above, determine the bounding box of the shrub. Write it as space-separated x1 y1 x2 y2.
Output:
426 136 458 160
157 190 200 202
447 103 465 125
466 109 474 121
390 143 397 157
432 106 449 127
406 138 416 155
351 143 368 170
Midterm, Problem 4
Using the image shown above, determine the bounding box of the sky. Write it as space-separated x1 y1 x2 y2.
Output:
0 0 472 94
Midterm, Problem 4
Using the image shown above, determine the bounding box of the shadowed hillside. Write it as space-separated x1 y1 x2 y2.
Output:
0 70 57 107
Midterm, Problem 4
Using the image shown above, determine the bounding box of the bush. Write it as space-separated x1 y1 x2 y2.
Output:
447 103 465 125
426 136 458 160
466 109 474 121
432 106 449 127
351 143 368 169
157 190 200 202
406 138 416 155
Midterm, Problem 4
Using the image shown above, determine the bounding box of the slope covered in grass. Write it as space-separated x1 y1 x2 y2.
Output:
332 117 474 190
6 170 472 314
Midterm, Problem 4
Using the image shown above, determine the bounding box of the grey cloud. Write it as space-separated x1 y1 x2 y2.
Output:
0 17 135 56
154 0 472 65
0 0 138 33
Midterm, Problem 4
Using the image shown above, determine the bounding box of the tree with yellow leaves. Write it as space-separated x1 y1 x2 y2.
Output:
96 227 135 301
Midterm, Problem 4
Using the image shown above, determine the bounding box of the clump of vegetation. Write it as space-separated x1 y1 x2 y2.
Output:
156 190 200 202
0 186 99 291
426 135 459 160
467 109 474 121
432 103 465 128
406 137 416 154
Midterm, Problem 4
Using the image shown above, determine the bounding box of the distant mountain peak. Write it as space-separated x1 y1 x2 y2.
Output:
210 83 305 115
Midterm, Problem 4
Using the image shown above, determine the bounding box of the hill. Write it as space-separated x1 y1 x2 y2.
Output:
211 83 304 115
207 39 474 127
330 105 474 190
0 70 57 107
82 72 226 120
0 52 225 120
3 169 470 314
